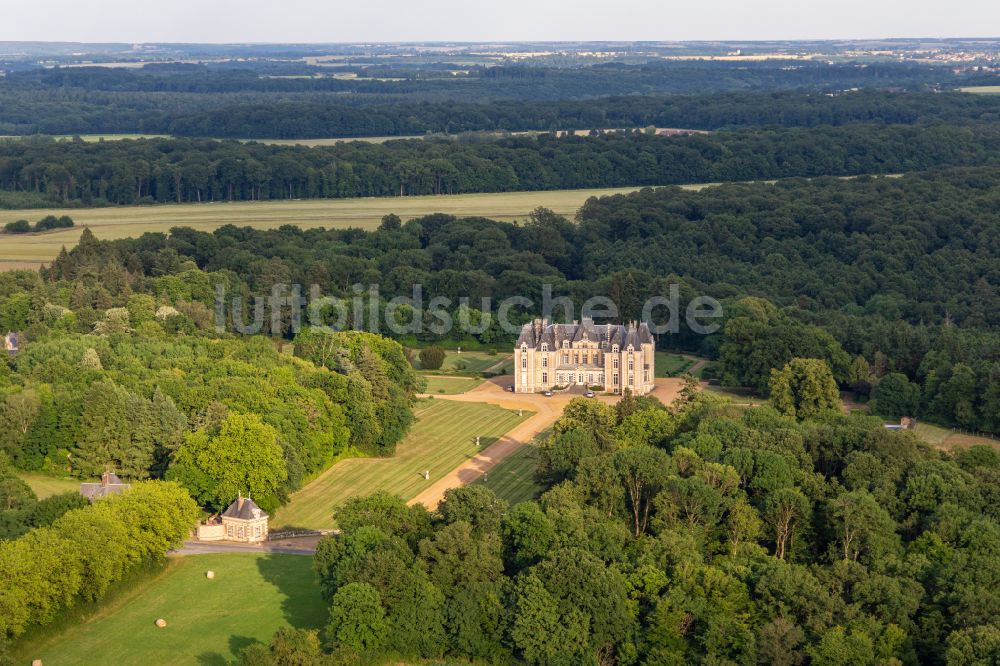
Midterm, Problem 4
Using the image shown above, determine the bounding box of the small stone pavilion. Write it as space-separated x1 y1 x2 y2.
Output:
197 495 269 543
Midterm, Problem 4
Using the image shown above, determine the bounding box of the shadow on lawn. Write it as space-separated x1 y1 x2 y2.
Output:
255 553 328 630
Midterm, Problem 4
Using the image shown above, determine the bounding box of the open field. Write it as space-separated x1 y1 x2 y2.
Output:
0 175 888 270
422 374 485 394
17 472 85 499
252 135 423 145
0 134 171 142
913 422 1000 451
273 399 529 529
475 443 545 506
959 86 1000 94
12 553 326 666
0 185 679 267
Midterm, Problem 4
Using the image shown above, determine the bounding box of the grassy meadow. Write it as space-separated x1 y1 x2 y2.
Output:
12 553 326 666
17 472 83 499
273 399 529 529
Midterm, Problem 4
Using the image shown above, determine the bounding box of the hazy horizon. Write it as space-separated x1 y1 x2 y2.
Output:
3 0 999 44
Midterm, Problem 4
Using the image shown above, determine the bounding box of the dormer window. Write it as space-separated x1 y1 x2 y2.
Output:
562 340 569 349
541 343 548 352
612 345 619 354
627 345 634 352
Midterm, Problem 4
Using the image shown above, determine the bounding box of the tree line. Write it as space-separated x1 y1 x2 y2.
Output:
240 389 1000 664
0 480 198 640
2 214 74 234
159 91 1000 140
4 123 1000 208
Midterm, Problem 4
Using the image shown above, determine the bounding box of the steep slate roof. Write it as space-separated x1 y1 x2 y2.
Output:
79 471 130 501
223 496 267 520
517 318 653 351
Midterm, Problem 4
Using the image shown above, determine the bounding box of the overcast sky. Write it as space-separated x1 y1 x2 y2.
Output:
2 0 999 43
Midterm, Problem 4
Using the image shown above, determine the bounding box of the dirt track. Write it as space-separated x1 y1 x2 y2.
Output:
408 375 686 509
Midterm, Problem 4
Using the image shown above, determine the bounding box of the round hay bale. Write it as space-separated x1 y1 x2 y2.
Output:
206 570 215 579
155 618 167 628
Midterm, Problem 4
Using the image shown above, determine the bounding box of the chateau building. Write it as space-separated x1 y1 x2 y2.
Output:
514 318 655 395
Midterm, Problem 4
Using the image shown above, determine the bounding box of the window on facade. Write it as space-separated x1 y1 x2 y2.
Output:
613 373 619 385
521 356 527 369
563 354 569 364
542 357 548 368
629 373 634 385
629 358 634 371
614 357 619 369
542 372 548 384
645 371 649 382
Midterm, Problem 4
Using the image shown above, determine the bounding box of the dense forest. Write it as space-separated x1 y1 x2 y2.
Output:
4 122 1000 207
240 391 1000 664
1 166 991 437
1 61 990 137
0 255 421 519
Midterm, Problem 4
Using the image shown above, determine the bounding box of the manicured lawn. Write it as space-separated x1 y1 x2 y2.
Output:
654 352 710 378
13 553 327 666
17 472 84 499
273 400 530 529
416 350 507 374
422 374 484 394
476 444 545 506
655 352 695 377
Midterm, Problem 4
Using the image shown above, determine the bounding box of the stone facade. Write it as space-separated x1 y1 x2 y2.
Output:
196 496 269 543
514 318 655 395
